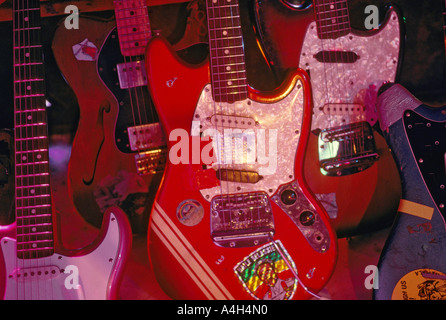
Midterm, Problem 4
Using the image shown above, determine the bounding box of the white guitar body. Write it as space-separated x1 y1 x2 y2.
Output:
0 209 130 300
300 8 401 130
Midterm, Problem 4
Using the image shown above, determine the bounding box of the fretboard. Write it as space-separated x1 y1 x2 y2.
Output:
313 0 351 39
206 0 248 103
114 0 152 56
13 0 54 259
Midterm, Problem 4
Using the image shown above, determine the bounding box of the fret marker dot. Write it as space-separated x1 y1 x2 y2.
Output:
25 52 30 57
330 4 334 9
224 49 229 55
27 85 31 91
32 243 37 248
24 17 29 22
27 115 32 120
332 18 336 23
37 154 42 159
223 30 228 36
227 81 232 86
31 209 36 214
22 156 27 161
226 66 231 71
32 227 36 232
30 189 35 194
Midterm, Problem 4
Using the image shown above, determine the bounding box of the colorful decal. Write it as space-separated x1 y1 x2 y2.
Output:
234 240 297 300
392 269 446 300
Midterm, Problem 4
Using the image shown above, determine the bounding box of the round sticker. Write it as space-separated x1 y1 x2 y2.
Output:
176 199 204 226
392 269 446 300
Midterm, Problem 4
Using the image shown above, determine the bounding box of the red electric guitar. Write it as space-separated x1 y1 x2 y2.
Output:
0 0 132 300
145 0 337 300
253 0 403 237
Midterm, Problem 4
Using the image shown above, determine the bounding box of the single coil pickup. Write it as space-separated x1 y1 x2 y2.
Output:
117 60 147 89
127 122 166 152
9 265 61 281
215 169 262 183
210 114 257 129
321 103 365 116
314 50 359 63
135 148 167 175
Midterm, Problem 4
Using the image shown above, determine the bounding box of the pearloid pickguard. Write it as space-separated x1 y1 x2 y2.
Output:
193 82 304 200
300 9 400 130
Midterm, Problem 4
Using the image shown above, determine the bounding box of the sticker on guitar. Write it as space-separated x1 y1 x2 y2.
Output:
234 240 298 300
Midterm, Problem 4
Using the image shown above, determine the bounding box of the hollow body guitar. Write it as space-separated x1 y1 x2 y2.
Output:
145 0 337 300
374 84 446 300
0 0 132 300
253 0 403 236
54 1 166 233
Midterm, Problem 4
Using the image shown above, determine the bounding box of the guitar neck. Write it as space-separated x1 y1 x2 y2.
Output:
313 0 351 39
206 0 248 103
13 0 54 259
113 0 152 57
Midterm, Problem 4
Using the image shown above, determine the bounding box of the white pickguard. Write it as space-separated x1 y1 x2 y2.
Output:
300 9 400 130
193 81 304 200
1 212 122 300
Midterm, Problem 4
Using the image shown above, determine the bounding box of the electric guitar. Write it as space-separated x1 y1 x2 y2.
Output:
373 83 446 300
58 0 167 233
0 0 132 300
145 0 337 300
253 0 403 237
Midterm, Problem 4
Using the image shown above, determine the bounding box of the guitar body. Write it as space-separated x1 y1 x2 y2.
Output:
253 0 403 237
0 207 131 300
53 17 163 233
145 37 336 300
374 84 446 300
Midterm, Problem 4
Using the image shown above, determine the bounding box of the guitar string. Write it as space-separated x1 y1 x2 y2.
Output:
207 0 225 234
317 0 350 166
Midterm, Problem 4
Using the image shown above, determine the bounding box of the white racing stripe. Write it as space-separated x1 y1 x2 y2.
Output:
151 202 234 300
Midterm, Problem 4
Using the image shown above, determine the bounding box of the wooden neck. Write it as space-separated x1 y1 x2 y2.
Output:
313 0 351 39
206 0 248 103
13 0 54 259
113 0 152 57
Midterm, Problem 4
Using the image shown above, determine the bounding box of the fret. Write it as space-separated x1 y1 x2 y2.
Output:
16 175 50 190
16 165 50 179
16 185 50 198
206 0 247 103
15 137 48 153
14 80 45 97
14 64 45 82
313 0 351 39
16 196 52 211
16 203 51 214
13 0 54 259
114 0 151 57
13 29 42 47
15 123 47 140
